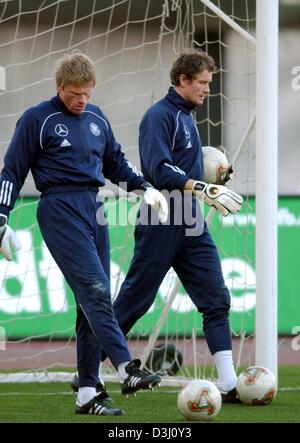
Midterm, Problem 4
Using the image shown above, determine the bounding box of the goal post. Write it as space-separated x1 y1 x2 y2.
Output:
0 0 279 386
255 0 278 382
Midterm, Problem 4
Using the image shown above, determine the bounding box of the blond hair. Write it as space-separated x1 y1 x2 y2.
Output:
170 49 216 86
55 51 97 87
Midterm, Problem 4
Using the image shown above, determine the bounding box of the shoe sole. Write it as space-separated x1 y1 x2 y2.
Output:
75 407 125 416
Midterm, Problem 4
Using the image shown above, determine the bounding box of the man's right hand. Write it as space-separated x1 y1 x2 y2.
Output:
140 182 168 223
192 181 243 217
0 214 22 261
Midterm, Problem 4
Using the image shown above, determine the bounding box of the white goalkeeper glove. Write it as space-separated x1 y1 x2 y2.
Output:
202 146 234 185
217 163 234 186
141 183 168 223
0 214 22 261
192 181 243 217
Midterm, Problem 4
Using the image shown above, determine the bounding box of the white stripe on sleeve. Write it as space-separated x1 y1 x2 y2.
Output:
126 161 143 177
0 180 13 206
164 163 186 175
6 182 13 206
0 181 6 204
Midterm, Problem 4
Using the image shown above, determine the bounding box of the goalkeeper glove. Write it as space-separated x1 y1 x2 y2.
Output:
217 163 234 186
140 182 168 223
192 181 243 217
0 214 22 261
202 146 234 185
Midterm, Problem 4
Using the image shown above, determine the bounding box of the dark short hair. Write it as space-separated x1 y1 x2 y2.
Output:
170 49 216 86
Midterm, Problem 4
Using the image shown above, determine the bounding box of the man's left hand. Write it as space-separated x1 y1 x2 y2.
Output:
217 163 234 185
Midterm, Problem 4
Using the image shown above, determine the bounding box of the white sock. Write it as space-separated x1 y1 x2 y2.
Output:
77 387 96 405
213 350 237 393
118 361 130 382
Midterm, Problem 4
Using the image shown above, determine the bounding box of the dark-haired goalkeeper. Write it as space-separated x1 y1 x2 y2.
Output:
96 49 243 403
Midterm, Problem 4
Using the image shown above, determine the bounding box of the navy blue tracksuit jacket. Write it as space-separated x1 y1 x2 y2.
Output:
0 95 147 386
112 87 232 355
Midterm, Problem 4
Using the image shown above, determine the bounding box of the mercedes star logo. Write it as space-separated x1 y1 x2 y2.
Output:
55 124 69 137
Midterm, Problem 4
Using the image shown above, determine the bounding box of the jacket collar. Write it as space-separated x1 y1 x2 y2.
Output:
165 86 195 114
51 94 78 116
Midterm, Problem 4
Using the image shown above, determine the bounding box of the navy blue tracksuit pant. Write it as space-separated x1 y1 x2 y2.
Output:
37 187 131 387
113 199 232 355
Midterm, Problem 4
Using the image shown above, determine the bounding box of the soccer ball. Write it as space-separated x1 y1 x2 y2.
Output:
202 146 230 184
236 366 277 405
177 379 222 421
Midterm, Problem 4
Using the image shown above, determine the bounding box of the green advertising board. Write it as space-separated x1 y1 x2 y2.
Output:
0 197 299 339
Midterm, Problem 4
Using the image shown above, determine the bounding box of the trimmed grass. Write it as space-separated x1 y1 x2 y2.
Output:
0 366 299 423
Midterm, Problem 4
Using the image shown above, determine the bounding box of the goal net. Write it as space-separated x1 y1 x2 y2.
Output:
0 0 258 385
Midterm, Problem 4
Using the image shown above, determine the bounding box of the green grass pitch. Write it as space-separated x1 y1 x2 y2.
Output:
0 366 299 423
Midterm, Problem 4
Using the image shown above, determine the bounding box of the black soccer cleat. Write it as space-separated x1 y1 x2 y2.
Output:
221 387 241 404
70 374 114 406
75 393 124 416
121 359 161 396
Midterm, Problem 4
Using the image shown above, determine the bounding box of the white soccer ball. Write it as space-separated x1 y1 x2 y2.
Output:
177 379 222 421
236 366 277 406
202 146 230 184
